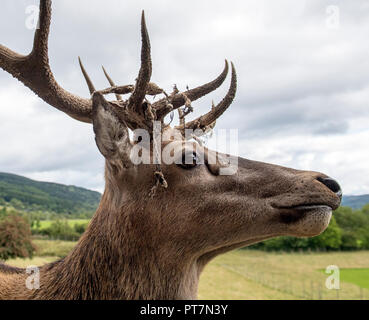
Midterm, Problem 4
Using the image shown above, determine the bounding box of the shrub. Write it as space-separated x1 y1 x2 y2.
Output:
0 213 36 260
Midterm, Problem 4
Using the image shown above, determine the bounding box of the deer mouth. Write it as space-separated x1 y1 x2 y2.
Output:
277 204 333 224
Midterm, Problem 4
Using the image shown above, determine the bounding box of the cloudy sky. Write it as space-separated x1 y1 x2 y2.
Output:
0 0 369 195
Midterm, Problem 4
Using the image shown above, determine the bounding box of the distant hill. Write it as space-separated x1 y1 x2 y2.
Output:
342 195 369 209
0 172 101 215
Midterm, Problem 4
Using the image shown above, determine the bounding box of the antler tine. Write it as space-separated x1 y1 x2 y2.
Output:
177 62 237 132
31 0 49 58
78 57 96 95
0 0 92 123
154 60 229 119
128 10 152 114
102 66 122 100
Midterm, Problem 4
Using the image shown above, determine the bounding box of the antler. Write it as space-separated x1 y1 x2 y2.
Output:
176 63 237 133
0 0 92 123
78 57 96 95
102 66 123 101
153 60 229 119
128 11 152 115
0 0 237 135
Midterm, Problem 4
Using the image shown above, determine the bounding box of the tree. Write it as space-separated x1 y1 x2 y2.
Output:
74 222 88 235
334 206 369 250
9 198 24 210
36 218 41 229
362 204 369 216
0 213 36 260
0 207 6 218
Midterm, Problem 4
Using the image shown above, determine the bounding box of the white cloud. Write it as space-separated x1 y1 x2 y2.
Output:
235 127 369 195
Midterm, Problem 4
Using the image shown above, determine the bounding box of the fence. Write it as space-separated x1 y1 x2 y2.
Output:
220 263 369 300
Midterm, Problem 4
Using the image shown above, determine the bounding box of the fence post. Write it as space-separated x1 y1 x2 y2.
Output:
318 282 322 300
272 274 276 290
289 278 293 296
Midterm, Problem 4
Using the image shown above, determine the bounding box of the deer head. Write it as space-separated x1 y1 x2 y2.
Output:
0 1 342 300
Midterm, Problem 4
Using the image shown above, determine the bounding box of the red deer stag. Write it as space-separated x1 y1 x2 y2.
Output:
0 0 341 299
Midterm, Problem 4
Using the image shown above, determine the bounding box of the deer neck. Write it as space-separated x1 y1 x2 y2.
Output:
39 185 200 300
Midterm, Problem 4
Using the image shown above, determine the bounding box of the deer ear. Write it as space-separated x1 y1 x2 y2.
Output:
92 92 132 166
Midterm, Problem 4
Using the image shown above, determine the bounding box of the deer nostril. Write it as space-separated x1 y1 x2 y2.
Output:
317 177 342 197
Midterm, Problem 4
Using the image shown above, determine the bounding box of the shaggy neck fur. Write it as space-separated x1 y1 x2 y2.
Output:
39 191 199 299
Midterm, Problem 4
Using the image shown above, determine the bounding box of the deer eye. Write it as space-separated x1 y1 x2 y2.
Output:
178 152 199 170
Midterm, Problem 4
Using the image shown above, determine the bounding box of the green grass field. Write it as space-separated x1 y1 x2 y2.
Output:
5 240 369 300
32 239 77 257
339 268 369 290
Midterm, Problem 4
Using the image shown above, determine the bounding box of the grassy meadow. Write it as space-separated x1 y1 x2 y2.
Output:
198 250 369 299
5 239 369 299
